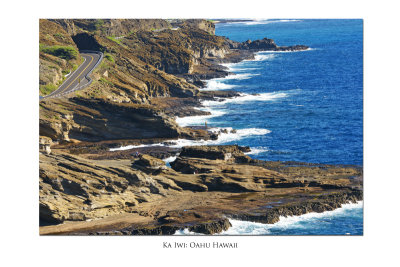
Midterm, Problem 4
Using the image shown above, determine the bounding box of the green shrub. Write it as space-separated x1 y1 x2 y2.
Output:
40 83 57 96
107 36 121 45
104 53 114 62
94 19 104 31
40 45 78 60
53 33 64 39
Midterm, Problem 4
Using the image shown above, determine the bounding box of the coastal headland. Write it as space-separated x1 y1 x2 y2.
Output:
39 19 362 235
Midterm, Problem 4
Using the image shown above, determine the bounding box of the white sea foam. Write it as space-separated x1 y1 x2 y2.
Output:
203 79 237 91
221 63 260 72
227 19 302 26
162 156 177 164
163 155 178 167
109 127 271 151
216 201 363 235
175 108 226 127
174 229 204 235
174 201 363 235
273 19 302 23
200 73 260 91
201 92 288 107
245 146 269 155
109 143 167 151
257 47 315 54
252 53 276 61
170 128 270 147
224 73 260 80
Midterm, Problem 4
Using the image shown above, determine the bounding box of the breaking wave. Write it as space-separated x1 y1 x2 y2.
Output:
202 80 237 91
252 53 276 61
225 19 302 26
109 127 270 151
245 146 269 155
217 201 363 235
174 202 363 235
175 108 226 127
201 91 289 107
221 63 260 72
223 73 260 80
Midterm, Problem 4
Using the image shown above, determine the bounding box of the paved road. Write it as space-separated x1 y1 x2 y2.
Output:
41 51 102 100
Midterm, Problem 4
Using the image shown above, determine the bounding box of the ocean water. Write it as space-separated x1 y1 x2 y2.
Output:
192 19 363 166
113 19 363 235
174 201 363 235
176 19 364 235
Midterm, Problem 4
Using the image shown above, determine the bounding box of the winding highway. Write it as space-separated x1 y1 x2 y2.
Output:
41 51 103 100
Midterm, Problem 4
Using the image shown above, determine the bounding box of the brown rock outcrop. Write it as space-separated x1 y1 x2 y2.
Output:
39 136 53 154
38 20 358 236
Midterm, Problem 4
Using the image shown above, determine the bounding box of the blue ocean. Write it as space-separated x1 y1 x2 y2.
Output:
175 201 363 235
192 19 363 164
177 19 363 235
114 19 364 235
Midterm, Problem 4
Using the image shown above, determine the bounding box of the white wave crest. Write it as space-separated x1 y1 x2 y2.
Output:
217 201 363 235
257 47 315 54
200 72 260 91
174 229 204 235
175 108 226 127
253 53 275 61
109 127 270 151
221 63 260 72
227 19 302 26
273 19 302 23
109 143 166 151
203 80 236 91
224 73 260 80
169 127 270 147
202 92 288 107
245 146 269 155
241 53 276 62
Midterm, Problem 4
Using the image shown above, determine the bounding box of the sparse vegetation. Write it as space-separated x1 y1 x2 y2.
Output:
104 53 114 62
107 36 121 45
39 83 57 96
94 19 105 31
53 33 64 39
40 44 78 60
89 87 103 97
99 77 113 87
75 91 83 97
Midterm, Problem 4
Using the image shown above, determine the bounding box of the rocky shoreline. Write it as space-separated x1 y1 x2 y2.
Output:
40 144 362 235
39 19 362 235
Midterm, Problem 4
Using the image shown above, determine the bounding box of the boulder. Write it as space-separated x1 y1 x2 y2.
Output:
133 154 167 173
39 136 53 154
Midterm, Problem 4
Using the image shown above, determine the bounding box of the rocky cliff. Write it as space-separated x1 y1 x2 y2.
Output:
39 19 309 143
39 19 82 96
40 145 362 234
37 19 346 236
